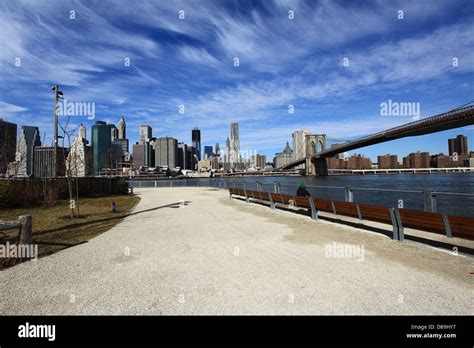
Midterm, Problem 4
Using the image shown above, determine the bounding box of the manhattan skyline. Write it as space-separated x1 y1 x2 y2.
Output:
1 0 473 161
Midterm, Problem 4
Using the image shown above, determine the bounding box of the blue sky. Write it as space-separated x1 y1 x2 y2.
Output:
1 0 473 161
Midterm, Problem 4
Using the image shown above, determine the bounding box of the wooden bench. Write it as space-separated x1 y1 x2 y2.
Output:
314 199 334 213
293 196 312 208
398 209 445 235
358 203 393 225
228 188 474 242
399 209 474 240
447 215 474 240
333 201 359 218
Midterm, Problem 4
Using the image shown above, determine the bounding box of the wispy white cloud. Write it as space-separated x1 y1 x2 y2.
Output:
0 0 472 158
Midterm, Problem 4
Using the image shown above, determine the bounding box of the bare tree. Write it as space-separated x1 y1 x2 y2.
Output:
59 116 81 218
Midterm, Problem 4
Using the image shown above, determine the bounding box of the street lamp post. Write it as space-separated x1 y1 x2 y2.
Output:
51 84 63 177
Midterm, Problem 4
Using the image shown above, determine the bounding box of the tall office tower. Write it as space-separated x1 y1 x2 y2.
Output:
16 126 41 177
79 123 87 140
111 126 119 141
215 143 220 157
33 146 66 178
140 125 152 144
192 127 201 160
132 143 145 168
177 143 188 169
448 134 468 156
92 121 116 175
0 119 17 174
155 137 178 168
204 146 213 159
256 154 266 169
66 136 92 177
229 122 240 167
448 138 457 156
186 146 197 170
112 116 129 154
118 116 126 139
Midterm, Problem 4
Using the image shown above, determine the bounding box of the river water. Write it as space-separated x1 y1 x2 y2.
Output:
130 173 474 217
213 174 474 217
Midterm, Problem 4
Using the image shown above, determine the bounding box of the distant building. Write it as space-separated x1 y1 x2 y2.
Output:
215 143 221 157
327 156 345 169
204 146 213 159
16 126 41 177
229 123 240 168
255 154 266 169
465 154 474 168
273 142 294 168
346 154 372 170
113 138 129 157
192 127 201 161
154 137 178 168
403 151 430 168
186 146 198 170
91 121 115 175
250 154 267 169
118 116 126 140
377 154 399 169
0 119 17 174
34 147 66 178
79 123 87 140
66 136 92 177
430 153 449 168
177 143 188 170
140 125 152 144
132 142 154 168
110 125 119 141
132 143 146 168
448 134 468 156
197 159 212 172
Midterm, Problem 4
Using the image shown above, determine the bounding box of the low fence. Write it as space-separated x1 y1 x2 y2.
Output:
127 178 474 217
0 177 129 208
0 215 32 244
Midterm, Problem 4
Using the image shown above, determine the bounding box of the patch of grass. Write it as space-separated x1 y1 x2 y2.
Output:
0 194 140 267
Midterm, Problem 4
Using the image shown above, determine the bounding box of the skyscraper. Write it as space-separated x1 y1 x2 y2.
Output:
112 116 129 155
0 119 17 174
66 136 92 177
448 135 468 156
229 122 240 168
177 143 188 170
215 143 220 157
140 125 152 144
204 146 213 159
192 127 201 160
92 121 114 175
111 126 119 141
118 116 126 139
154 137 178 168
16 126 41 177
79 123 87 140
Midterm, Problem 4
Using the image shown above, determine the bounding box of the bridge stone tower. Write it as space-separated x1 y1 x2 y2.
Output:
305 134 328 176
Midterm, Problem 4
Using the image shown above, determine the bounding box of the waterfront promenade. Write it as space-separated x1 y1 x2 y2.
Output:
0 187 472 315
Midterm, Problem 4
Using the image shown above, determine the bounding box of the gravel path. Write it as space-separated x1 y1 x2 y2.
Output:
0 187 472 315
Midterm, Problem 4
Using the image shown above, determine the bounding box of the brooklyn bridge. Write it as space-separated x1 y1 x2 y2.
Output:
279 105 474 176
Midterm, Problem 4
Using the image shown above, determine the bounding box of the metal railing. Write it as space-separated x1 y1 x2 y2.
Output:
126 178 474 217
